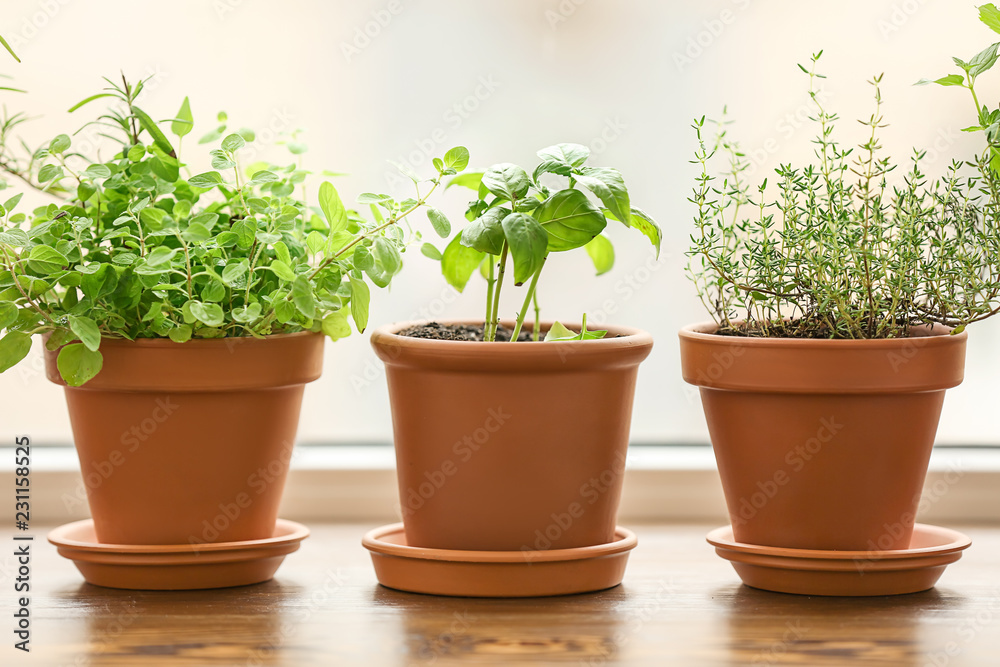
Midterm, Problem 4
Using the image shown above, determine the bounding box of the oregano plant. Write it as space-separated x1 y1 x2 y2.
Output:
689 51 1000 339
426 143 661 342
0 74 467 384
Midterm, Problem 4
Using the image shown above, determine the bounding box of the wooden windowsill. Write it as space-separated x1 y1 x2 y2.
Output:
19 522 1000 665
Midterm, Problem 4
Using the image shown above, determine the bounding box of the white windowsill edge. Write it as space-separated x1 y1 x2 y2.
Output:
4 446 999 524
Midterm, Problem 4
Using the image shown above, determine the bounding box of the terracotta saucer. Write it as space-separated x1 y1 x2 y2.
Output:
707 523 971 596
363 523 637 598
48 519 309 590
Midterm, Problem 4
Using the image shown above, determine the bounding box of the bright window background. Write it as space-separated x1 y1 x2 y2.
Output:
1 0 997 446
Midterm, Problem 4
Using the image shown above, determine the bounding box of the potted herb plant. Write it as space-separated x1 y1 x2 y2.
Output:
681 48 1000 559
369 144 659 561
0 75 468 551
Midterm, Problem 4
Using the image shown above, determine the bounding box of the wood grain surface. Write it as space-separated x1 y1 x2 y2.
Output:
11 523 1000 666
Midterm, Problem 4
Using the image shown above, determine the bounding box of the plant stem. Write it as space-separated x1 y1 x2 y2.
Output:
509 256 546 342
532 285 541 341
484 255 496 333
488 243 509 342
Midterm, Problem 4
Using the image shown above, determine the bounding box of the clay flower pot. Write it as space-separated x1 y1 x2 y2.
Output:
679 322 967 551
45 332 324 546
371 320 653 552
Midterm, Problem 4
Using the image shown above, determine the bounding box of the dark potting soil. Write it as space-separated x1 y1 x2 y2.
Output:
398 322 535 342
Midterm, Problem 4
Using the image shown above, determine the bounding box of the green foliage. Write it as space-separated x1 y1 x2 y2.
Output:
435 143 660 342
0 74 467 383
689 52 1000 339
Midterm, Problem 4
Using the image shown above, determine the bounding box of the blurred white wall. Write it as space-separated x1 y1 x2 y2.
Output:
1 0 998 445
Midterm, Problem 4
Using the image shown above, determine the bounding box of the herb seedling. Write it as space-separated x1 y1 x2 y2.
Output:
427 143 661 342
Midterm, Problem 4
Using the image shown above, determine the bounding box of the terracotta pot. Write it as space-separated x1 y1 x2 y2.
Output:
371 320 653 552
679 322 967 551
45 332 324 546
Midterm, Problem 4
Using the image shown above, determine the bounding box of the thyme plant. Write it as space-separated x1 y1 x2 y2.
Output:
430 143 661 342
0 75 467 384
689 52 1000 339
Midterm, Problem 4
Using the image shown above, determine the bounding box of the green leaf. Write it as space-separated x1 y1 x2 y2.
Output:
172 97 194 138
274 240 292 265
27 245 68 274
322 309 352 341
38 164 64 183
68 93 116 113
231 219 256 250
544 320 607 342
189 301 225 327
534 189 606 252
353 244 375 271
233 303 262 324
482 163 531 201
132 106 176 156
188 171 224 189
538 143 590 168
56 343 103 386
291 276 316 319
575 167 631 227
916 74 965 87
221 259 249 286
981 3 1000 34
448 172 483 190
319 181 348 233
68 315 101 352
0 302 18 329
350 277 370 333
270 260 296 282
421 243 442 260
585 234 615 275
145 246 177 267
441 234 485 292
181 222 212 243
501 213 548 285
443 146 470 171
0 331 31 374
461 207 508 255
222 133 246 152
969 43 1000 78
0 34 21 63
81 264 117 299
169 324 192 343
306 230 325 255
249 170 278 185
628 206 662 257
0 228 28 247
84 164 112 180
49 134 72 154
373 237 402 275
427 207 451 237
274 299 296 324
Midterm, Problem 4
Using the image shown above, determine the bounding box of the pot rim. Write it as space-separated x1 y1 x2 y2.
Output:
372 319 653 348
370 319 653 372
86 330 322 348
679 321 966 347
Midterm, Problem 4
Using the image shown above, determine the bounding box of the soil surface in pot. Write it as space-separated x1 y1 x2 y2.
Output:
397 322 535 341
